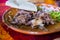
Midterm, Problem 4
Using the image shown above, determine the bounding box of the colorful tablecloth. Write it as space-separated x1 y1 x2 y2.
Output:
0 3 60 40
0 24 13 40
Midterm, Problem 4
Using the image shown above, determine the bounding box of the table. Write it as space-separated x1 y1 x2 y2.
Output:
0 3 60 40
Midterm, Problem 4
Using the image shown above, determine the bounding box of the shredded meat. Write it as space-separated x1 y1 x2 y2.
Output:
11 9 54 30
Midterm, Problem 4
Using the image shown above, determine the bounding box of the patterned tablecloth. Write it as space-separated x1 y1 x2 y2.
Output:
0 3 60 40
0 24 14 40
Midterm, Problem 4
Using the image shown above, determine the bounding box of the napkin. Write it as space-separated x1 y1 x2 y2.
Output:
5 0 37 11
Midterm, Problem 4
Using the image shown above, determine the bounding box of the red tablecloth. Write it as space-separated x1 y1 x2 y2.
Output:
0 0 7 3
0 3 60 40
